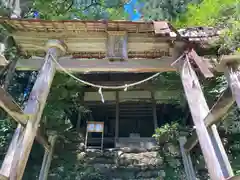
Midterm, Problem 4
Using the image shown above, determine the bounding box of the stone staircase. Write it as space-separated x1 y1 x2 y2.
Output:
47 131 167 180
81 148 165 180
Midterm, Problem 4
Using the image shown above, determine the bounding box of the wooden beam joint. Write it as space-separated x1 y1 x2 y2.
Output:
184 88 234 151
187 48 214 78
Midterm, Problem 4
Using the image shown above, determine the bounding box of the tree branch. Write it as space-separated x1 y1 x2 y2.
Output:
64 0 74 12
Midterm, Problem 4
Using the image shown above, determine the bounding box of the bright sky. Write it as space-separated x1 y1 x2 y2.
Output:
124 0 142 21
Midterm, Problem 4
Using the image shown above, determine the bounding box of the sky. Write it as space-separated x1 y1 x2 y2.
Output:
124 0 142 21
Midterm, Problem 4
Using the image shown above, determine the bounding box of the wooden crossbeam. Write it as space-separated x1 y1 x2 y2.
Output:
0 56 216 73
216 54 240 72
4 56 177 73
188 49 214 78
228 175 240 180
0 174 8 180
184 88 234 151
0 87 27 124
0 86 50 151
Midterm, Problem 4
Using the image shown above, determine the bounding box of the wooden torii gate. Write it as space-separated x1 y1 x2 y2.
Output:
0 18 239 180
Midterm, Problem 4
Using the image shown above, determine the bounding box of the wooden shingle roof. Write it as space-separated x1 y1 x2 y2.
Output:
0 18 171 34
0 18 219 57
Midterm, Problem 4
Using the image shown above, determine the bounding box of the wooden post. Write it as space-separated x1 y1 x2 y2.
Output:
76 91 84 134
184 88 234 151
76 110 81 133
8 40 66 180
209 125 234 178
115 91 119 146
225 63 240 108
151 91 158 130
3 58 18 90
0 123 50 178
38 133 57 180
179 136 196 180
179 56 224 180
0 124 24 178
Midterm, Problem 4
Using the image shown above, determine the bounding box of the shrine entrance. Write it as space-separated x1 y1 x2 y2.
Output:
0 18 239 180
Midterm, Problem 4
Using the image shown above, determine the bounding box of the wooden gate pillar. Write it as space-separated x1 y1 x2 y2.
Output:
8 40 66 180
115 91 119 146
0 124 24 178
209 125 234 177
39 132 58 180
151 91 158 130
178 55 225 180
179 136 196 180
225 62 240 109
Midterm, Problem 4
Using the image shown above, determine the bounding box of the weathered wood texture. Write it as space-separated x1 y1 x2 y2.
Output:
184 88 234 151
226 63 240 108
210 125 234 177
0 86 50 149
179 136 196 180
0 62 11 82
188 49 214 78
3 58 18 90
0 174 8 180
8 40 65 180
0 55 217 73
0 19 172 58
115 91 119 145
216 54 240 72
0 124 24 178
179 57 224 179
0 18 220 57
153 21 172 35
2 56 176 73
7 31 172 58
151 91 158 130
38 134 57 180
228 175 240 180
106 31 128 60
0 86 27 125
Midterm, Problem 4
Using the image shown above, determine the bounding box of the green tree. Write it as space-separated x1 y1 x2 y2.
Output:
175 0 240 54
140 0 201 21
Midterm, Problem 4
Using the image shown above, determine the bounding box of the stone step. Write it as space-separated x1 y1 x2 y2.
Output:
87 157 116 164
92 163 164 179
114 179 158 180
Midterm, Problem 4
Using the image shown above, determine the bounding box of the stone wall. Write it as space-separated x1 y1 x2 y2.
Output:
76 147 165 180
46 132 186 180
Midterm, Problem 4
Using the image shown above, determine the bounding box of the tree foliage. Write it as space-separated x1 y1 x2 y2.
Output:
175 0 240 54
140 0 201 21
22 0 128 20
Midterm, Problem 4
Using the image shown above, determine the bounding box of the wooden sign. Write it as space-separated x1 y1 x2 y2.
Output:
106 31 128 60
87 121 104 132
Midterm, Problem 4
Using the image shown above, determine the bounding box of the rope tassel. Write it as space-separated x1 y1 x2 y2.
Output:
124 84 128 91
98 87 105 103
